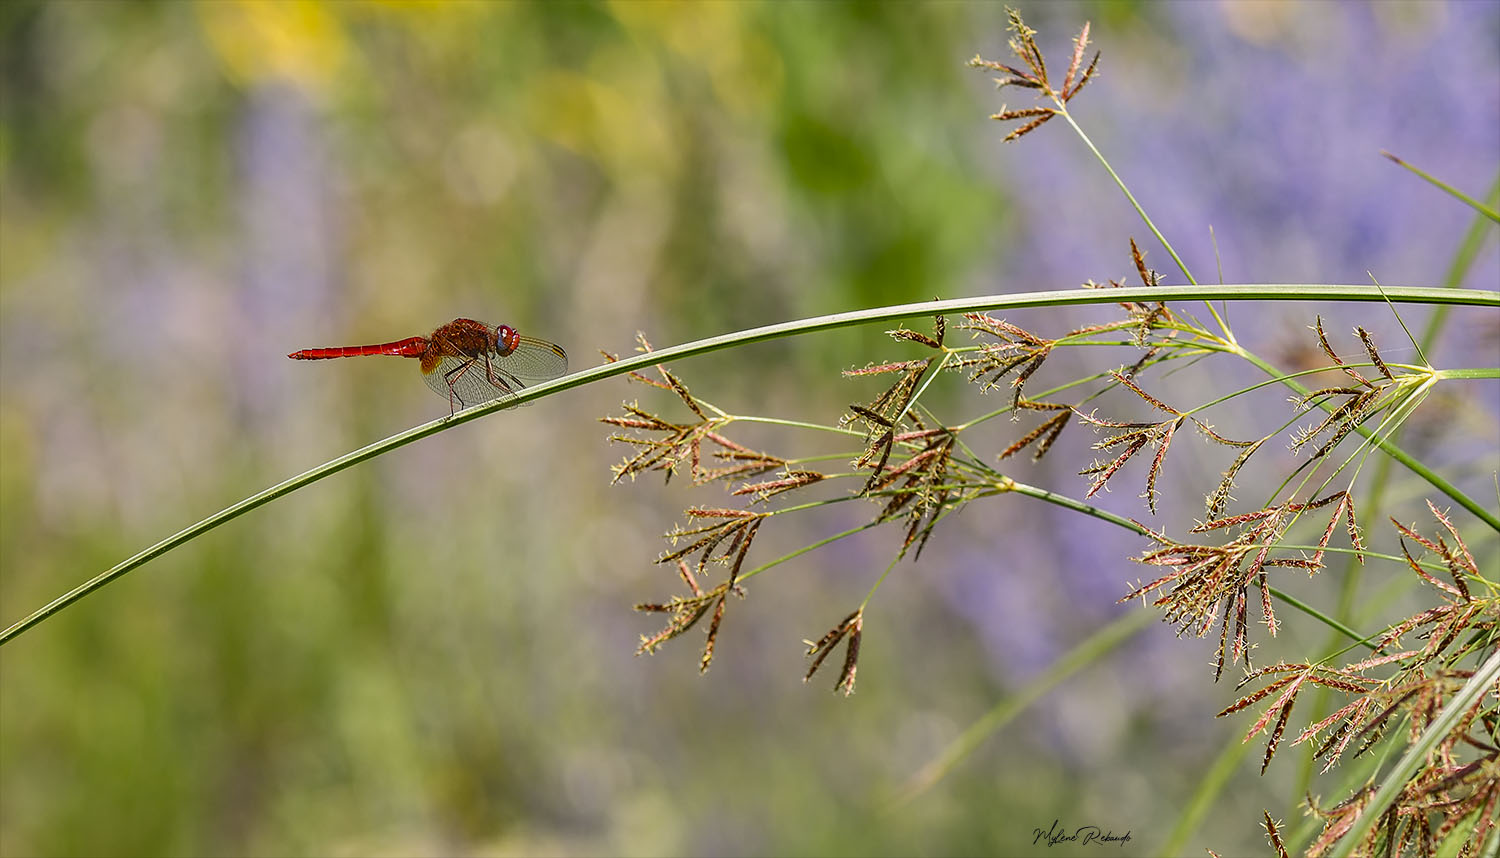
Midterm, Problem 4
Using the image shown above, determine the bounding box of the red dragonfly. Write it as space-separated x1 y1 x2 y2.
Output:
289 318 568 414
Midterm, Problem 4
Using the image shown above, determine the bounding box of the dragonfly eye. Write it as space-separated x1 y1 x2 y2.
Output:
496 325 520 355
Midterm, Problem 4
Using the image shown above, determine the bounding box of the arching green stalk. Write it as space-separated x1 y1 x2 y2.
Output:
1 284 1493 646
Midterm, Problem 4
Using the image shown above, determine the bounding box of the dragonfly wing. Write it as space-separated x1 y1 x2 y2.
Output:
420 337 567 411
504 336 569 384
423 354 531 409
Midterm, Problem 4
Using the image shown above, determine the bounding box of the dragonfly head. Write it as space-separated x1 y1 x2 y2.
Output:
494 324 521 356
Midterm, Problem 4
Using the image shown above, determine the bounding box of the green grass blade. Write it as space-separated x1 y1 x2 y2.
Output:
1327 647 1500 858
1383 152 1500 224
3 284 1494 645
1160 725 1257 856
887 608 1155 807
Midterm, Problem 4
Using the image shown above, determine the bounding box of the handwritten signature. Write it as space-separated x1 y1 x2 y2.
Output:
1033 819 1133 848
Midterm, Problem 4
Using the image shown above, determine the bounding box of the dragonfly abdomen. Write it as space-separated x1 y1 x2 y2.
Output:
287 337 430 360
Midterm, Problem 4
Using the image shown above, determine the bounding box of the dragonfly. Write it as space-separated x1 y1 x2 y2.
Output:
288 318 568 414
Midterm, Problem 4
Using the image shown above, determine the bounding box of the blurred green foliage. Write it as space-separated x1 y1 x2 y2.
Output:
0 3 1036 854
2 2 1493 856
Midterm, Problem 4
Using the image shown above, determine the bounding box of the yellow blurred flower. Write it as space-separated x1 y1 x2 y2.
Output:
198 0 351 95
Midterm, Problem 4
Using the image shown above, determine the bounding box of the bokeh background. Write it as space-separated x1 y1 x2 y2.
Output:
2 2 1497 856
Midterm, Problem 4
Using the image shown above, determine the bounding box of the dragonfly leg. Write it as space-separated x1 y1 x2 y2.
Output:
443 359 475 415
482 353 525 397
481 353 522 398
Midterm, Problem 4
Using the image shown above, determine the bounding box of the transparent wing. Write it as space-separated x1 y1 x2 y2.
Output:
421 337 568 410
504 335 569 384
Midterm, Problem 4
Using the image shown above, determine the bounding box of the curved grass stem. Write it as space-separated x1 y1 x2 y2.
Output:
2 284 1493 646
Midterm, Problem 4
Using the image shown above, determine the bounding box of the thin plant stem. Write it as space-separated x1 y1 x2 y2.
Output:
998 479 1377 648
1232 347 1499 531
1162 727 1257 856
888 607 1157 807
1059 111 1197 285
1381 153 1500 224
1054 107 1248 349
735 521 885 586
2 284 1492 646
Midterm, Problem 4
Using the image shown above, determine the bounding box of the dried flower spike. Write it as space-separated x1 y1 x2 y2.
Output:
804 609 864 696
969 9 1099 141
